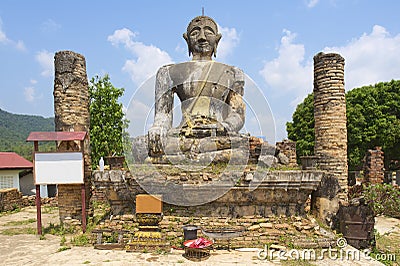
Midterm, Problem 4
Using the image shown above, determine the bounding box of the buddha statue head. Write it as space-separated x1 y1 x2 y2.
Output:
183 16 222 60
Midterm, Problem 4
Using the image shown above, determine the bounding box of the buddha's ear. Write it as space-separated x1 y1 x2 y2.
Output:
216 33 222 43
183 33 191 57
213 33 222 58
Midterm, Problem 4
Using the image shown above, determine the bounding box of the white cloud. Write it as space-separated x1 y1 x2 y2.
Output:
174 42 186 54
0 18 10 44
35 50 54 77
217 26 240 60
0 17 25 51
41 19 61 33
0 29 9 43
307 0 319 8
125 99 153 136
108 28 173 85
259 29 313 106
24 87 36 102
324 25 400 90
259 24 400 109
15 40 26 51
259 24 400 140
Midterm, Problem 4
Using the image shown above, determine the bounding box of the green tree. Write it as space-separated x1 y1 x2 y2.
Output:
346 80 400 169
286 93 314 162
89 74 128 168
286 80 400 170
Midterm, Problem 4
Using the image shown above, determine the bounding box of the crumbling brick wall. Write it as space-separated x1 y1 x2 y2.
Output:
363 146 384 184
276 139 297 167
0 188 22 212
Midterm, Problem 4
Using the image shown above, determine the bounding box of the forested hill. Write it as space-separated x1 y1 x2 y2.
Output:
0 108 54 159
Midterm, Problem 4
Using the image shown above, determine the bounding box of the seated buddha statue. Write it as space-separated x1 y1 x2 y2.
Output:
147 15 247 164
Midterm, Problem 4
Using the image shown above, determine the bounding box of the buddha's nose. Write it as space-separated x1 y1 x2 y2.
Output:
198 29 206 41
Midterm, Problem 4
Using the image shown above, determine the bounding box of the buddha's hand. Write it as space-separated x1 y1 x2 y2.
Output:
147 126 165 156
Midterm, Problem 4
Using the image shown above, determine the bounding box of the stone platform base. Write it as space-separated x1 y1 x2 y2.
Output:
92 168 324 217
92 214 337 250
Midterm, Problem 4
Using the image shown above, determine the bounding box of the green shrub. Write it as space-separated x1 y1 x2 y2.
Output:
350 183 400 218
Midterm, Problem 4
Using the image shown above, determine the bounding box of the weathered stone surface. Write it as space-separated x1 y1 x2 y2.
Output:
260 142 276 156
363 147 384 184
147 16 245 158
54 51 92 223
277 152 289 165
131 135 148 163
312 52 348 224
247 224 260 231
258 155 278 167
0 188 22 212
92 169 324 217
276 139 297 167
259 222 273 228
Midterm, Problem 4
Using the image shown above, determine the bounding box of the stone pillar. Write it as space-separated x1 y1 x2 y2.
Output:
312 52 348 223
363 147 384 184
53 51 91 223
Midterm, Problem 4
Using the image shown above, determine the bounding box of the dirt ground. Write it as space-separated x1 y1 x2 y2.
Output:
0 206 398 266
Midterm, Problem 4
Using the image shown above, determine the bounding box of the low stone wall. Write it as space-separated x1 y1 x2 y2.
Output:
0 188 58 212
91 170 145 214
21 195 58 207
0 188 23 212
92 169 324 217
93 213 336 249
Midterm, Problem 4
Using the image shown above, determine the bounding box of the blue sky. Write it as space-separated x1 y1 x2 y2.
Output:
1 0 400 141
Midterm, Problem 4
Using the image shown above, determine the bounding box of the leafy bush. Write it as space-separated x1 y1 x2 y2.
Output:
363 184 400 218
349 184 400 218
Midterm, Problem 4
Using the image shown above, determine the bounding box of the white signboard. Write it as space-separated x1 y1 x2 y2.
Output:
34 152 84 184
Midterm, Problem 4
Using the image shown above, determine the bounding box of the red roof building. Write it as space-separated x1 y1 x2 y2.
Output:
0 152 33 169
0 152 33 192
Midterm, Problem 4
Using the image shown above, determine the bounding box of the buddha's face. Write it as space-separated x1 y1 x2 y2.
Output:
184 16 221 60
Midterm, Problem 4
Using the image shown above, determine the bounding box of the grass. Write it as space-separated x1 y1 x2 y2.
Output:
42 206 58 214
60 235 66 246
1 227 37 235
372 230 400 266
42 222 75 236
71 234 90 246
4 218 36 226
0 207 21 217
57 246 71 252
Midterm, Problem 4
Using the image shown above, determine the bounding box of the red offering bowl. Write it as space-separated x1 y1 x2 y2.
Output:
183 238 213 249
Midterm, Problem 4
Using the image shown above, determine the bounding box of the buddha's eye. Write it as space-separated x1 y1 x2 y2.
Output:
190 30 199 38
205 29 214 36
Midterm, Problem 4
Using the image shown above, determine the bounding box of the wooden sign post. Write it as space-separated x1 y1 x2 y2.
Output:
27 131 87 235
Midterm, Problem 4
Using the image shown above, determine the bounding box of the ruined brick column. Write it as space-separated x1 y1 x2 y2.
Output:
363 147 384 184
311 52 348 223
54 51 91 223
276 139 297 167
